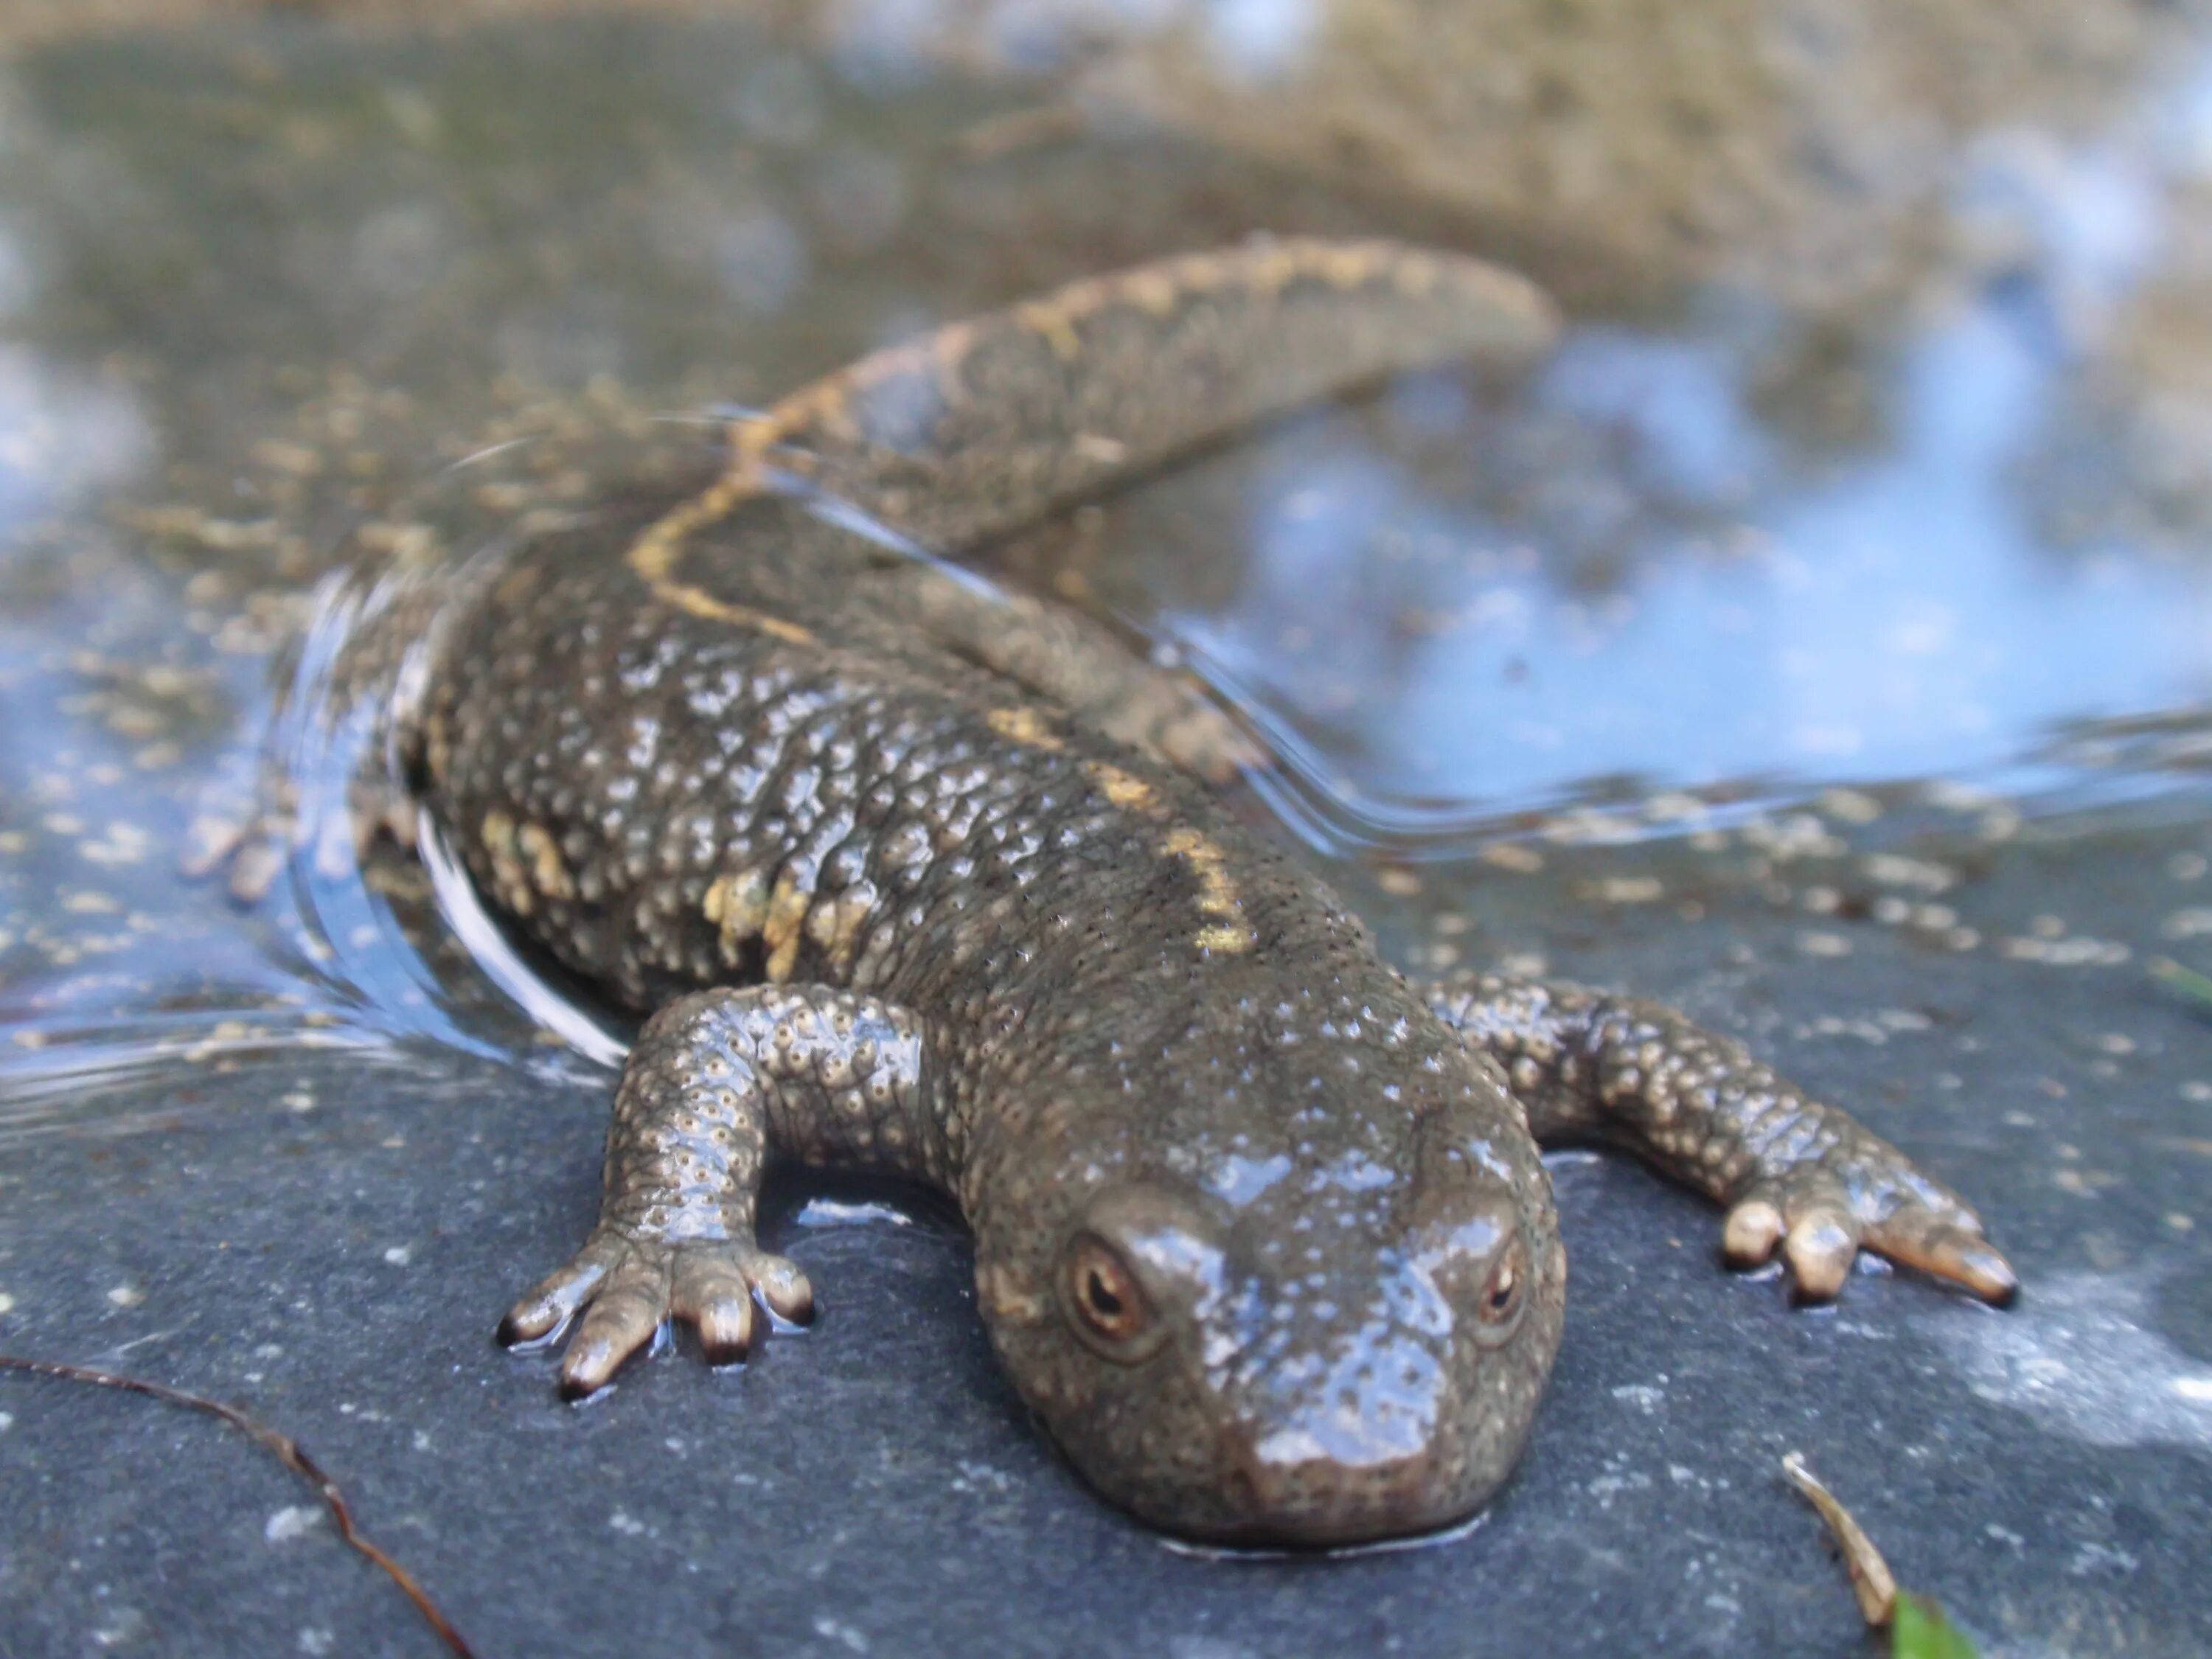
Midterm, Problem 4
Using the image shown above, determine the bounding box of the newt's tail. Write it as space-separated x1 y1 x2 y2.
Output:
745 237 1559 552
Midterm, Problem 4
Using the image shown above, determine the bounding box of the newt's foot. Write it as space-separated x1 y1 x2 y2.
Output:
499 1226 814 1399
1721 1173 2017 1306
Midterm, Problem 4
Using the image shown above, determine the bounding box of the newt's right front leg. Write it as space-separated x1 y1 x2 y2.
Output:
500 984 932 1397
1427 975 2017 1305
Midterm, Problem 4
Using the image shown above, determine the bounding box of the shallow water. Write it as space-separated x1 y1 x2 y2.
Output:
5 13 2212 1098
0 10 2208 1658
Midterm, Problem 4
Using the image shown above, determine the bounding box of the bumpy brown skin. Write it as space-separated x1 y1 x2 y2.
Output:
400 240 2014 1545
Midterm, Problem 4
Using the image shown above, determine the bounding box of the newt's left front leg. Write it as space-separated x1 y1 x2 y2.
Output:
1427 975 2017 1304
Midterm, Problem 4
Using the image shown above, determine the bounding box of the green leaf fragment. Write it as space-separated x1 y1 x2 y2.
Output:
2149 955 2212 1006
1893 1592 1979 1659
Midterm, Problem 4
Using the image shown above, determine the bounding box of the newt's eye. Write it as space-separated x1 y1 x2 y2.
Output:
1476 1234 1528 1338
1062 1234 1158 1357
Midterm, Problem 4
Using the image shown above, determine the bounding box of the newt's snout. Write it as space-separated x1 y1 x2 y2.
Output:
1218 1336 1495 1545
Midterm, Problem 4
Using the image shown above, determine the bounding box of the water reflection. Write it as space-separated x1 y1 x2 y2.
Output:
1174 263 2212 848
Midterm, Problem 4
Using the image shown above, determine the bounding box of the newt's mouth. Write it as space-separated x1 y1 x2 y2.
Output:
1211 1450 1500 1548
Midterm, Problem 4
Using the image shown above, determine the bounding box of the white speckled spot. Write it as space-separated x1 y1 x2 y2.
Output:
265 1505 320 1544
91 1608 147 1647
610 1509 647 1536
383 1245 411 1266
813 1617 869 1653
0 1291 14 1315
106 1284 143 1307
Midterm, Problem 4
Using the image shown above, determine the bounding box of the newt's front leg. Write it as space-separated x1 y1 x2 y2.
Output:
1428 975 2016 1304
500 984 933 1397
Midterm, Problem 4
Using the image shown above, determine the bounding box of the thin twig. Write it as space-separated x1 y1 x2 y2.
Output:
0 1352 475 1658
1782 1450 1897 1627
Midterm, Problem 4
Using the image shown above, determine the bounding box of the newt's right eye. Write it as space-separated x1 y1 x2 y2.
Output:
1062 1234 1158 1357
1475 1234 1529 1338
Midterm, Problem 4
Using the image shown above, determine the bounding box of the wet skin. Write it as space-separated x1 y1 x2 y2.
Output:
339 240 2014 1544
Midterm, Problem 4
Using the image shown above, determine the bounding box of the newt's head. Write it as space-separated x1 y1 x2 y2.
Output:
971 988 1565 1545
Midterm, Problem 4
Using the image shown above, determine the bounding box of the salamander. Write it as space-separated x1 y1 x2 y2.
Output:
355 239 2014 1544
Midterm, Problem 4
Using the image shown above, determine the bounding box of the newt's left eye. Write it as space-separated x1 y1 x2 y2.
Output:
1061 1234 1159 1358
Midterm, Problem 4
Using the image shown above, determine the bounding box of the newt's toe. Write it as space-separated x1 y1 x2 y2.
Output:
498 1242 616 1345
747 1252 815 1325
1782 1206 1857 1302
1721 1197 1786 1267
560 1250 672 1397
1867 1212 2018 1306
672 1251 757 1365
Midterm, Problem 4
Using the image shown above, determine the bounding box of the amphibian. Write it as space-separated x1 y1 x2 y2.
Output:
322 240 2018 1544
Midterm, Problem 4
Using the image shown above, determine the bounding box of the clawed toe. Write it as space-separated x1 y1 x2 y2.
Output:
560 1251 672 1397
746 1253 815 1325
498 1244 616 1346
1722 1198 1786 1267
1868 1215 2018 1306
1781 1206 1857 1302
672 1251 757 1365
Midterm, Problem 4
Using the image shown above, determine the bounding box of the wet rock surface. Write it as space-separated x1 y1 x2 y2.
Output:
0 10 2208 1657
7 815 2211 1657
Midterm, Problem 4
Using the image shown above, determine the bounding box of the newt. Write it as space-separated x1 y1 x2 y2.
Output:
293 239 2017 1544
